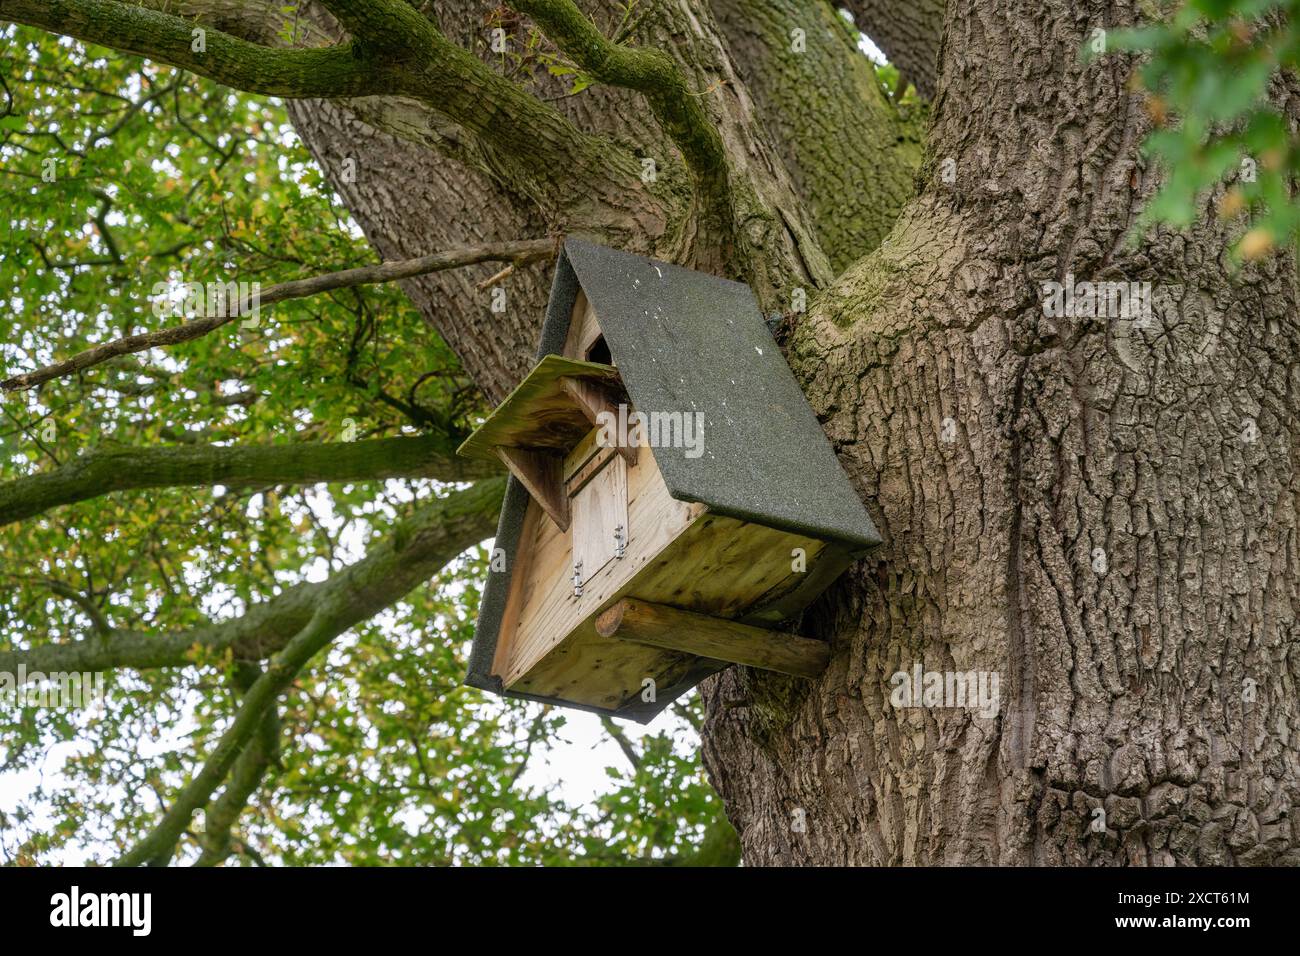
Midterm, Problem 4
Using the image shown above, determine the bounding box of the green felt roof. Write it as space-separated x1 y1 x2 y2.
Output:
561 239 880 550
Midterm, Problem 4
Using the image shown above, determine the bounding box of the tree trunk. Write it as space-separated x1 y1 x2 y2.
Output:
282 0 1300 865
700 0 1300 865
842 0 946 101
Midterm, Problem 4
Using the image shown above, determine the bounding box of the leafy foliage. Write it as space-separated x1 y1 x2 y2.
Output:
0 25 734 867
1099 0 1300 259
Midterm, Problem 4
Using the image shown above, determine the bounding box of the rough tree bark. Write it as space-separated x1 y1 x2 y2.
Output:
842 0 946 100
699 0 1300 865
279 0 1299 865
284 0 914 397
709 0 922 270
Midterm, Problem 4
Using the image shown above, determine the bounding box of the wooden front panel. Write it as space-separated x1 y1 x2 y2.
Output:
563 289 605 361
571 453 627 584
495 441 695 688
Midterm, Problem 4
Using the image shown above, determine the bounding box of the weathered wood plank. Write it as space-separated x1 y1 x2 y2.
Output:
502 444 695 687
490 500 541 679
457 355 622 462
594 598 830 678
571 453 628 582
560 375 637 466
495 446 569 531
562 289 604 361
564 433 618 495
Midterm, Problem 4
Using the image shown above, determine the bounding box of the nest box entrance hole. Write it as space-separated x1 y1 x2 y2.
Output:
584 334 612 365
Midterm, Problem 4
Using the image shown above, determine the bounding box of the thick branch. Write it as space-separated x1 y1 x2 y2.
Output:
105 475 503 866
709 0 921 269
0 476 506 683
0 0 392 98
314 0 429 50
510 0 728 189
194 663 280 867
117 616 323 866
0 435 499 527
841 0 946 100
2 239 556 392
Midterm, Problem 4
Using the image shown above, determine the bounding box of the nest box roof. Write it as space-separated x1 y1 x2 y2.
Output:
465 239 881 714
546 239 879 547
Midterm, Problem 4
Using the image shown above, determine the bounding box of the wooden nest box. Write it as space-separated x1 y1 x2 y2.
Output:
461 240 880 722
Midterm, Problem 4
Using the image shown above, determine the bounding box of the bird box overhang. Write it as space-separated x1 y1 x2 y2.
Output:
456 355 636 531
462 239 882 723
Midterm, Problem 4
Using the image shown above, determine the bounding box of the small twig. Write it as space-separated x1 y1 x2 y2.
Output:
508 712 550 785
600 716 642 771
6 574 113 636
476 264 515 290
2 239 555 393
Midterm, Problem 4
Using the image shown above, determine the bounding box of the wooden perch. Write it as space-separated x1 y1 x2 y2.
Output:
594 598 829 678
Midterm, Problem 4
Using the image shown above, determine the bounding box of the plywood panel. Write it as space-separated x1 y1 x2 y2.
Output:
457 355 621 462
509 617 709 711
563 289 604 361
571 454 627 583
499 441 694 687
624 513 827 619
506 512 840 710
489 501 541 680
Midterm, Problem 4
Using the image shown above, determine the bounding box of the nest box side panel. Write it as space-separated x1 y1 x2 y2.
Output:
465 255 589 695
505 509 844 714
465 474 533 695
484 499 543 683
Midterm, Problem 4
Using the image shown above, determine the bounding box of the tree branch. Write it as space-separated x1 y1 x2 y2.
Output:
194 663 280 867
8 1 665 230
313 0 429 51
507 712 550 785
0 475 506 684
0 435 500 527
22 576 113 635
509 0 728 189
117 614 324 866
600 716 643 771
841 0 946 100
2 239 556 392
0 0 393 99
112 475 505 866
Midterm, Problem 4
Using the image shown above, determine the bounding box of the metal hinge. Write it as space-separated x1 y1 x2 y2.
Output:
571 559 584 597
